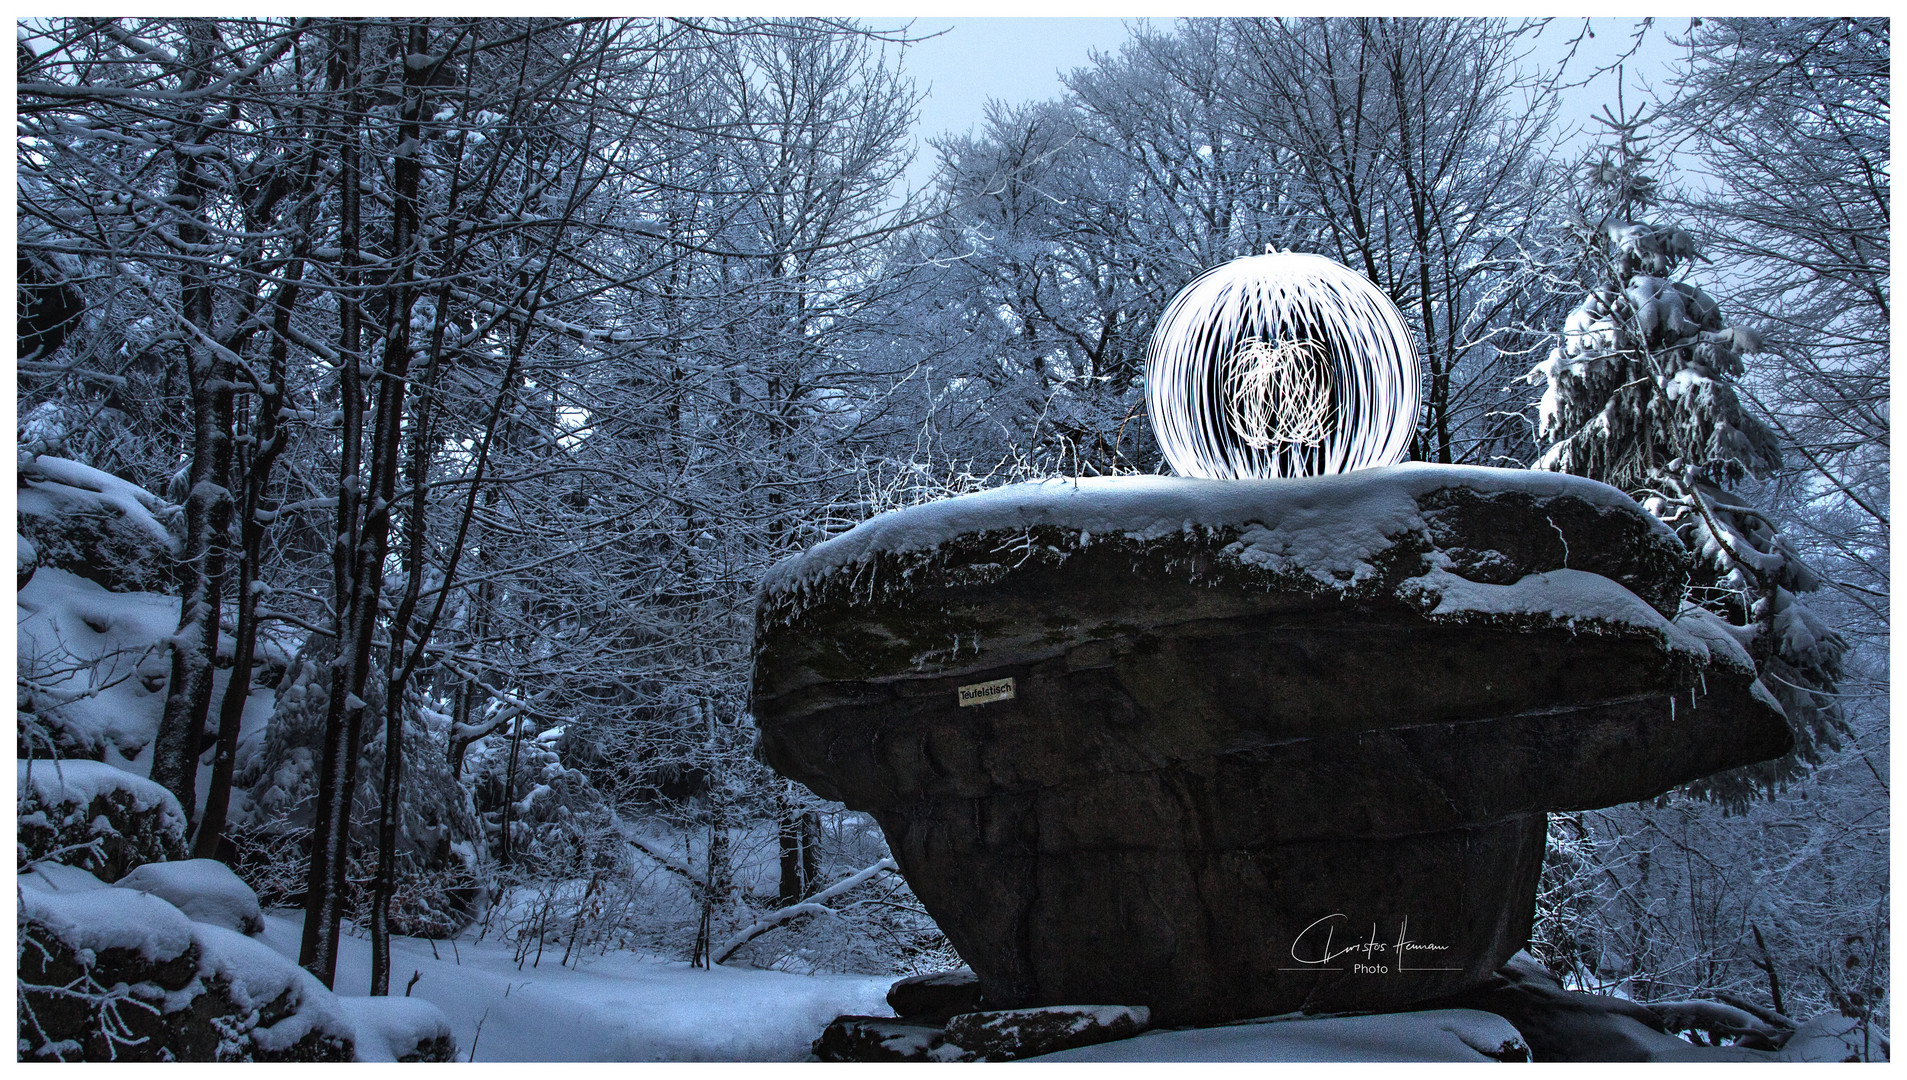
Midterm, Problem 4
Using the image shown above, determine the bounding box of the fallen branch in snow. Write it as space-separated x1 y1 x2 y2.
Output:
626 836 700 886
712 858 897 966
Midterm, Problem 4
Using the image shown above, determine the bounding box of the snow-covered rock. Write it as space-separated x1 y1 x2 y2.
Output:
17 454 179 594
812 1015 963 1062
17 568 183 763
18 758 187 881
760 463 1684 610
754 465 1792 1026
337 996 458 1062
18 873 356 1061
18 564 283 772
945 1004 1151 1060
19 862 459 1062
115 858 267 936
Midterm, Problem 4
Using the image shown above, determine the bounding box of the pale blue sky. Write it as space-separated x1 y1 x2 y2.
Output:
879 17 1687 198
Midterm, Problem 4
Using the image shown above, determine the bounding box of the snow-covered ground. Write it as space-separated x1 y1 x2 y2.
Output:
1039 1008 1528 1062
253 912 892 1062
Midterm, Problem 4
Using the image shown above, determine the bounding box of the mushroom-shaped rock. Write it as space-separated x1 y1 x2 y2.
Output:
752 464 1791 1026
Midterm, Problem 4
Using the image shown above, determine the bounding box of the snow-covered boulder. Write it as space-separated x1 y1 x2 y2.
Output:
337 996 458 1062
115 858 267 936
812 1015 962 1062
814 1004 1151 1062
17 455 179 594
19 863 458 1062
18 759 187 882
944 1004 1151 1061
18 873 355 1061
753 465 1793 1025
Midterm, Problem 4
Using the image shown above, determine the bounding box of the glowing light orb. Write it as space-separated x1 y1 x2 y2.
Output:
1145 252 1422 479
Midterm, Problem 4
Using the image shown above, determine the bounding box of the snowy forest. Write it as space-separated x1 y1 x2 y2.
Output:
16 16 1887 1061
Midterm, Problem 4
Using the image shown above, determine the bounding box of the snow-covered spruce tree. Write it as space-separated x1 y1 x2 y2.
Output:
1529 112 1848 807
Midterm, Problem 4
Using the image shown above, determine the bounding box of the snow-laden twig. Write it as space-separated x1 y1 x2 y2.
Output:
711 857 896 965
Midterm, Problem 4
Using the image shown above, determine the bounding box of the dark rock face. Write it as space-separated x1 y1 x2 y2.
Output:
888 967 984 1022
813 1016 957 1062
753 467 1793 1026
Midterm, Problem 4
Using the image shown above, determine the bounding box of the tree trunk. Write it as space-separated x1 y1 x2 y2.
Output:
299 20 369 988
370 18 433 998
149 24 234 825
195 233 308 860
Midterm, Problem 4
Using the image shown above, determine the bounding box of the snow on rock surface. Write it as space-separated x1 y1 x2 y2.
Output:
761 464 1673 600
1671 602 1759 675
19 868 360 1061
16 454 180 594
115 858 267 936
338 995 458 1062
18 757 185 830
1400 566 1708 659
1033 1008 1531 1062
19 874 198 964
17 455 178 549
188 922 357 1056
17 757 187 879
19 860 113 895
944 1003 1152 1060
18 568 185 763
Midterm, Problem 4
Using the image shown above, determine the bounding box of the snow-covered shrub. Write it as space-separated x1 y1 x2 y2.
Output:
463 720 610 870
18 871 357 1061
16 453 180 595
232 644 484 936
18 759 187 882
1528 126 1848 804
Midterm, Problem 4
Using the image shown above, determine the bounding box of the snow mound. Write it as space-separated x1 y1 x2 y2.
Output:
18 569 182 763
1776 1012 1888 1062
1034 1008 1530 1062
19 566 280 780
256 911 892 1061
19 861 113 895
337 995 457 1061
762 464 1665 600
1672 603 1757 674
115 858 267 936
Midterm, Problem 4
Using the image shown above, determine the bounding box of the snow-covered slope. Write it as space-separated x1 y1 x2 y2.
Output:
254 911 893 1061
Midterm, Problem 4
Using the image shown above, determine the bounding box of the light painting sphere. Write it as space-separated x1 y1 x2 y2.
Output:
1144 252 1423 479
